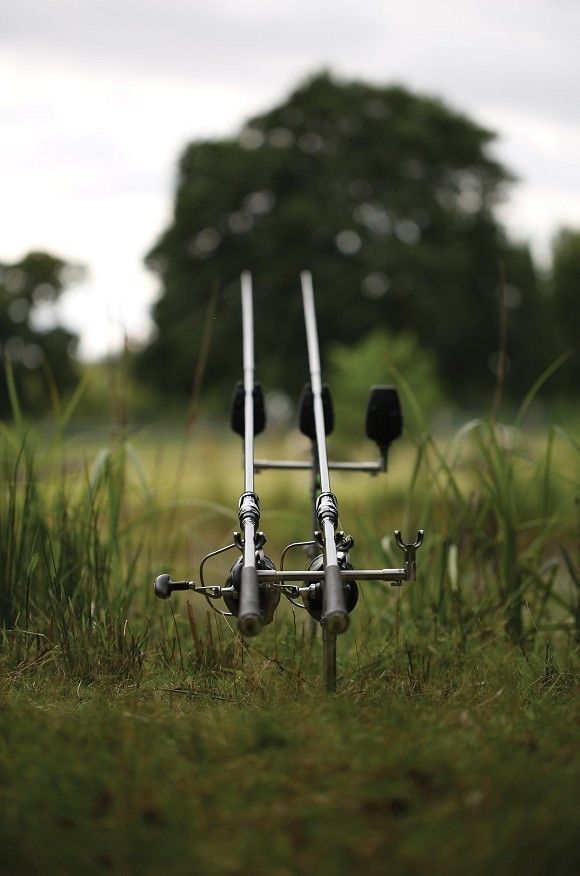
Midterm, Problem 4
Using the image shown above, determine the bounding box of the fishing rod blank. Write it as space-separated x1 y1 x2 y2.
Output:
236 271 264 637
300 271 349 635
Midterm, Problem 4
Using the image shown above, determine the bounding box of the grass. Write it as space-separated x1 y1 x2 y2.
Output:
0 402 578 873
0 644 577 875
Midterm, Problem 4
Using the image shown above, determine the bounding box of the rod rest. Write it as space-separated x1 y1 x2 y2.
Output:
366 386 402 450
230 380 266 436
299 382 334 440
394 530 424 582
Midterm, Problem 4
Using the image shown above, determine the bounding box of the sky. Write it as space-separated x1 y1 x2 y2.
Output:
1 0 579 359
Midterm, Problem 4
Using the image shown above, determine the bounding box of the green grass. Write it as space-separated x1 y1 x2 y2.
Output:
0 405 578 873
0 644 577 875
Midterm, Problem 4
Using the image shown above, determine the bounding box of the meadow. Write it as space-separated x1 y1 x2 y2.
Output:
0 388 578 874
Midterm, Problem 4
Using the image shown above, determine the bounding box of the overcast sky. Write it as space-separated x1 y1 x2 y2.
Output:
1 0 579 358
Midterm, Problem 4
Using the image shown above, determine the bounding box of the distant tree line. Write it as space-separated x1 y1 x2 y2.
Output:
2 73 577 419
550 229 580 394
0 251 82 416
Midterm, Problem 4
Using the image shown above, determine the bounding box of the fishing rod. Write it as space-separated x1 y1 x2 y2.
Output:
236 271 268 636
154 272 279 635
154 271 424 692
301 271 348 636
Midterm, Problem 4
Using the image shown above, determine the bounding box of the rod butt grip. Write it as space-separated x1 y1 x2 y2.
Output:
237 566 262 637
322 565 349 634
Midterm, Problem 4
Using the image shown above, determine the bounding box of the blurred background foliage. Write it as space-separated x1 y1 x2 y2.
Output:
328 330 444 444
550 228 580 394
0 252 82 417
135 71 570 414
1 71 578 422
0 68 577 876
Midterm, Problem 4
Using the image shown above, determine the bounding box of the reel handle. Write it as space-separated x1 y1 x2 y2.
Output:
154 574 191 600
237 566 262 637
322 565 349 634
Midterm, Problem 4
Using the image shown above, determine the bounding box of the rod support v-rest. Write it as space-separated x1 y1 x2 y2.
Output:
394 530 424 583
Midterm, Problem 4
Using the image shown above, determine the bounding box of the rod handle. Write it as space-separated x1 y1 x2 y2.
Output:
322 565 349 634
237 566 262 637
154 574 191 600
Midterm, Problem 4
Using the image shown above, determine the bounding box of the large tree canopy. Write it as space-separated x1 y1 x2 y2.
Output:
0 251 82 416
137 72 554 404
550 228 580 392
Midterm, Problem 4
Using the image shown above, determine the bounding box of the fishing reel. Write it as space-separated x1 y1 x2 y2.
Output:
154 526 423 620
155 530 280 627
301 551 358 623
221 532 280 625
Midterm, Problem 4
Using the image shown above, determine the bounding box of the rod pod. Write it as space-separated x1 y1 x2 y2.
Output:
152 272 424 695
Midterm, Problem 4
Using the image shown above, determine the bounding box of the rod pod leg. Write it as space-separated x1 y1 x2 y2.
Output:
323 627 337 693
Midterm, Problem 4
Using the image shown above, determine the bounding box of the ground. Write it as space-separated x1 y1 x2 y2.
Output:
0 424 578 874
1 638 578 875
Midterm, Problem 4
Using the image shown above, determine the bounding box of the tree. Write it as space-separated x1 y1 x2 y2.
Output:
136 71 552 405
550 229 580 392
328 328 444 442
0 251 82 416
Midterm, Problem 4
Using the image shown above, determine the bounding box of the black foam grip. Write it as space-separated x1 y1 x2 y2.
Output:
322 565 349 634
237 566 262 637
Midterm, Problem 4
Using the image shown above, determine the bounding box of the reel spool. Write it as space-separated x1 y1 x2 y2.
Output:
301 554 359 623
223 555 280 625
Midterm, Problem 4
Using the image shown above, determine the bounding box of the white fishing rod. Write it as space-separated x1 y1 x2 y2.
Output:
300 271 349 635
236 271 263 636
